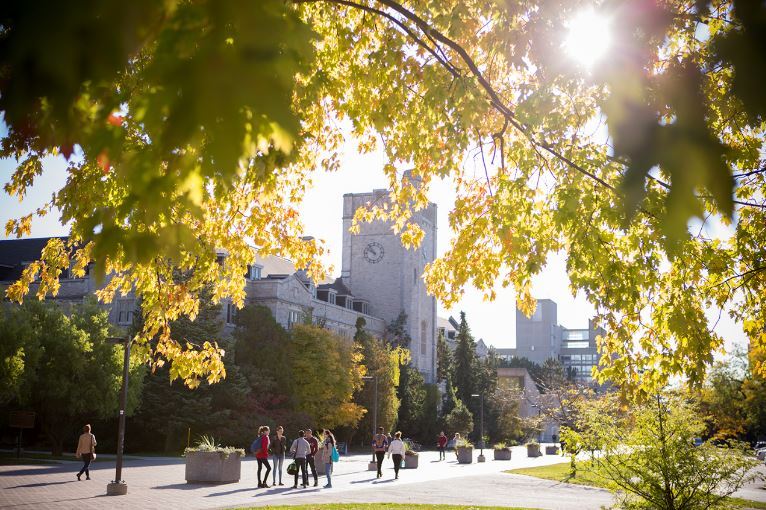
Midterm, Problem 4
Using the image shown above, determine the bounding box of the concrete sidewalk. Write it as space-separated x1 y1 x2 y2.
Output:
0 447 613 509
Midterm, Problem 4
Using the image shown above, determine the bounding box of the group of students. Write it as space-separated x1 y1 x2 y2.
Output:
251 425 339 489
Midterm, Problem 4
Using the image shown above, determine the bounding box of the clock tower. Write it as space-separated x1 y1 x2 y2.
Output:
341 188 438 383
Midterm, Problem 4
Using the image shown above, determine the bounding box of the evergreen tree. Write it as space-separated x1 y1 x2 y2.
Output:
437 330 457 416
384 311 411 349
396 363 426 439
453 311 478 414
133 290 229 452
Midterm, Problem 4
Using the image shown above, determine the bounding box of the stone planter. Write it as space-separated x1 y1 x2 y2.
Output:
493 448 512 460
404 454 419 469
314 457 326 475
526 444 541 457
456 446 473 464
185 451 242 483
545 446 560 455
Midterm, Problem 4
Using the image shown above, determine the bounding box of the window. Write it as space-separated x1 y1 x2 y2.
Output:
329 293 336 305
288 310 301 328
246 265 262 280
563 330 589 340
116 299 135 325
564 341 590 349
530 345 535 351
420 320 427 355
226 303 237 325
414 268 418 285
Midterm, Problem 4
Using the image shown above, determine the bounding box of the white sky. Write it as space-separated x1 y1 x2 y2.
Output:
0 133 747 351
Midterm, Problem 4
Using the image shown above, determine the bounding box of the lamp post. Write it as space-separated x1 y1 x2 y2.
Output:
106 336 131 496
362 375 378 463
471 393 485 462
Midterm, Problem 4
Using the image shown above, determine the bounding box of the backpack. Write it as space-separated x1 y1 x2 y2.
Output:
374 434 386 451
250 436 263 455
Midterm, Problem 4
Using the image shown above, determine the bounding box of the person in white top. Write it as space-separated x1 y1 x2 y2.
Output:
388 431 406 480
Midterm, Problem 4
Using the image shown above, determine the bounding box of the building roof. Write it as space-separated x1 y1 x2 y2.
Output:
0 237 69 281
317 277 353 296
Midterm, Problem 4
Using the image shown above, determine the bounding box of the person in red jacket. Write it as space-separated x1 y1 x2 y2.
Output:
437 431 448 461
256 425 271 488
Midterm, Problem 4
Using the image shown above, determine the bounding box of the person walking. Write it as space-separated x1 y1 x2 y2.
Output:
388 431 405 480
271 425 287 486
372 426 388 478
437 431 448 461
255 425 271 488
75 424 97 481
452 432 462 460
289 430 310 488
321 429 337 488
305 429 319 487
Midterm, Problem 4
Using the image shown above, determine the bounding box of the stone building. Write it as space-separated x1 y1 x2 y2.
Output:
0 184 439 381
341 189 438 383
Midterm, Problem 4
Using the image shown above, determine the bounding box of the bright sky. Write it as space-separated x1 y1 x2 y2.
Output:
0 126 746 352
0 11 748 351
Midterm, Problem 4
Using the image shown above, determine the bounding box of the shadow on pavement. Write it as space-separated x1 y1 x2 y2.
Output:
151 482 217 490
350 477 377 484
0 466 70 477
8 480 77 488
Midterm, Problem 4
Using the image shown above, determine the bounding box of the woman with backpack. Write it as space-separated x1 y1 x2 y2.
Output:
371 426 388 478
253 425 271 488
271 425 287 486
321 429 338 488
289 430 311 488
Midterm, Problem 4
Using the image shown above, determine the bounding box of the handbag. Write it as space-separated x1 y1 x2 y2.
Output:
331 445 339 462
286 461 297 476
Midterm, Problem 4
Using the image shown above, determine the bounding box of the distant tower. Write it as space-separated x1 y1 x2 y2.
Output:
341 188 438 383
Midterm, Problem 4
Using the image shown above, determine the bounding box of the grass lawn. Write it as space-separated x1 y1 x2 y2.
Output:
231 505 539 510
506 462 766 510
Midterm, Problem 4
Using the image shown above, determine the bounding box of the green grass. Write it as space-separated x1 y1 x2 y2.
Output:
507 461 605 488
230 505 539 510
506 462 766 509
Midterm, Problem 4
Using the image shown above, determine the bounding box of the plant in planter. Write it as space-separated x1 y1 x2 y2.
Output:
404 442 419 469
456 438 474 464
526 441 541 458
493 441 512 461
184 435 245 484
545 444 560 455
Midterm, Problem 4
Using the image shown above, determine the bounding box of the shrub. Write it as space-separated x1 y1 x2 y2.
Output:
184 435 245 459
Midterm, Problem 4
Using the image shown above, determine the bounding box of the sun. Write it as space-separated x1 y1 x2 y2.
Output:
564 8 612 69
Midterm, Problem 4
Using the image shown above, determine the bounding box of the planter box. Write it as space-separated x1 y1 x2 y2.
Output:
456 446 473 464
545 446 560 455
185 451 242 484
493 448 512 460
404 454 419 469
314 457 326 475
526 444 541 457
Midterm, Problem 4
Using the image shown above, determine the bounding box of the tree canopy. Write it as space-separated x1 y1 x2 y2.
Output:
2 0 765 396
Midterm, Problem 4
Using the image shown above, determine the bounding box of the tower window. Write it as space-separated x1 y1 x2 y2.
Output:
420 320 427 355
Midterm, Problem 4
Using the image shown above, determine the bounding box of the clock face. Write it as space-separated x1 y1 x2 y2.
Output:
363 242 385 263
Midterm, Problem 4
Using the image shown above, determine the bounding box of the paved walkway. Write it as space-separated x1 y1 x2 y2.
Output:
1 448 763 509
0 447 613 509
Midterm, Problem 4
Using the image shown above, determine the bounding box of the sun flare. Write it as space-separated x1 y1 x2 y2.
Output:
564 8 612 69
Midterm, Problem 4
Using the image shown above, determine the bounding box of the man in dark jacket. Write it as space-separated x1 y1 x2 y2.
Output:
305 429 320 487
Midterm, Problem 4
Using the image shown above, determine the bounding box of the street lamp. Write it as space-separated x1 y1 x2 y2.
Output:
362 375 378 463
470 393 485 463
106 336 131 496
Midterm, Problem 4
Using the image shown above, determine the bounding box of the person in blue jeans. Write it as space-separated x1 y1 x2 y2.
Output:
271 425 287 486
321 429 337 488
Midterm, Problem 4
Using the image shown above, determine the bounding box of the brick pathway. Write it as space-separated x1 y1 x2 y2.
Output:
5 448 761 509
